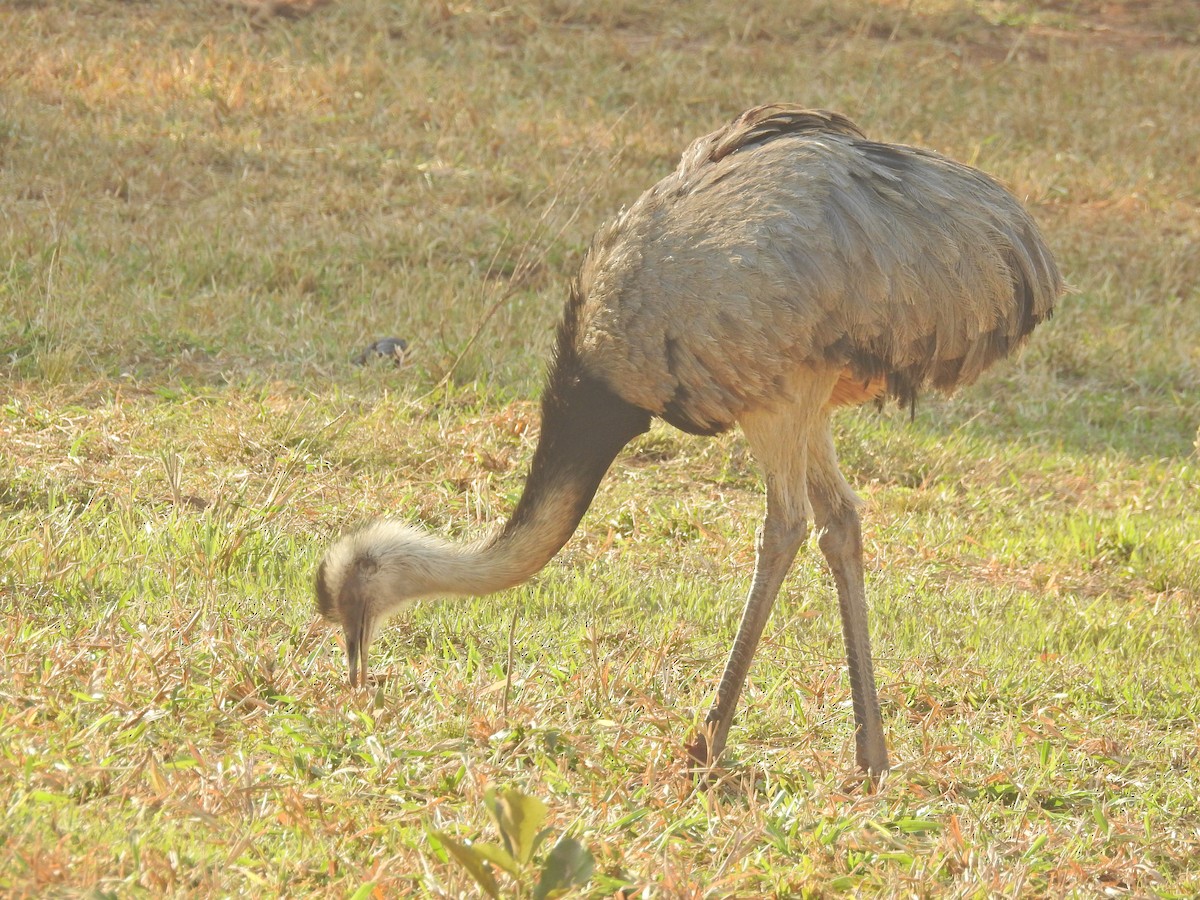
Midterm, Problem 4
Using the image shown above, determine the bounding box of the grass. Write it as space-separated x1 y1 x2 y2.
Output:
1 0 1198 895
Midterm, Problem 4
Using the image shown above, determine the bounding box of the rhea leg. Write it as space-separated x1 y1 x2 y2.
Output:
687 402 819 768
687 481 808 766
807 423 889 775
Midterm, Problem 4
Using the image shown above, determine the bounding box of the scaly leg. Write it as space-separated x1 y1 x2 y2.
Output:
687 400 819 768
687 484 808 766
808 423 889 776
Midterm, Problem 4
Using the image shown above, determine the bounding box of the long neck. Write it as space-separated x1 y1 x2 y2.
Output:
443 368 650 597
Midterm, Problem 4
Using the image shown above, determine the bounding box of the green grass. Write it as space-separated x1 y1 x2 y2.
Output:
2 0 1199 895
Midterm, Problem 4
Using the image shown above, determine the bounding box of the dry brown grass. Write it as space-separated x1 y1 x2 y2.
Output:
1 0 1198 896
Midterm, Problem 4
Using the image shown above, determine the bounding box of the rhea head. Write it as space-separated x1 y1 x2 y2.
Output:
315 521 454 687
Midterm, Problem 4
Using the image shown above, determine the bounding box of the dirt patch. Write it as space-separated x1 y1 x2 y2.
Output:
865 0 1196 56
1031 0 1198 49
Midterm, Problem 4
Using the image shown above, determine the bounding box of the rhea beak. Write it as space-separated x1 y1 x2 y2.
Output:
346 630 363 688
344 614 370 689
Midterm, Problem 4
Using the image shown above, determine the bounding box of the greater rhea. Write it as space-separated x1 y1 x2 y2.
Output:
317 106 1063 775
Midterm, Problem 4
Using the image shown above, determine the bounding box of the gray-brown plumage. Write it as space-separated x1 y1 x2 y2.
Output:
317 105 1064 776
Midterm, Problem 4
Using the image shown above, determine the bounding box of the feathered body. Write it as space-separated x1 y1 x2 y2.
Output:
576 107 1058 430
317 105 1063 774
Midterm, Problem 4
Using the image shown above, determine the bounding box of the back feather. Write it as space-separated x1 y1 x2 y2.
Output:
574 105 1064 428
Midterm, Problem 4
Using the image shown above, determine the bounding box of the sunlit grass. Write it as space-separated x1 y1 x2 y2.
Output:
2 0 1199 895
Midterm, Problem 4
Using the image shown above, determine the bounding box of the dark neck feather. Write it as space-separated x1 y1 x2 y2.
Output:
503 366 650 539
474 283 650 591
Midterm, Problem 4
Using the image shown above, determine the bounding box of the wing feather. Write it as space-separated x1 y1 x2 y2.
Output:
576 106 1063 428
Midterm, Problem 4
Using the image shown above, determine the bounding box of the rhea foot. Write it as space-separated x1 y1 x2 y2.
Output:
685 718 724 783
